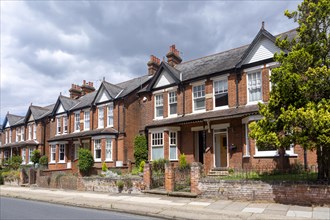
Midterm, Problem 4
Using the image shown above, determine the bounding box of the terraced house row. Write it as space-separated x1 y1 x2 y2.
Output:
0 25 317 174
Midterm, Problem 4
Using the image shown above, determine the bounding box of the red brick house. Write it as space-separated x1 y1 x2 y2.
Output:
0 104 53 165
138 26 317 173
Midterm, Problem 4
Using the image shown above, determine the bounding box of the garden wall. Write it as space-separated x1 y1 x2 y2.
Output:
198 178 330 206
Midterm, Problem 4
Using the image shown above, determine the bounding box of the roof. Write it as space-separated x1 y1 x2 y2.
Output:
59 95 80 110
103 81 123 98
29 105 52 121
115 74 151 97
71 91 97 111
6 114 25 127
0 140 39 148
48 127 118 142
146 105 259 128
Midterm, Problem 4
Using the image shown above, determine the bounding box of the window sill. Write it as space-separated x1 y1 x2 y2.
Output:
94 159 102 163
253 154 279 158
214 106 229 111
192 109 206 114
58 161 66 164
105 159 113 162
242 155 250 158
49 162 56 164
285 153 298 157
246 101 263 106
169 159 178 161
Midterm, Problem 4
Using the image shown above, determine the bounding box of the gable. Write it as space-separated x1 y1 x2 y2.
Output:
56 103 65 114
243 37 280 64
28 114 34 122
154 70 176 88
4 120 10 128
95 88 111 104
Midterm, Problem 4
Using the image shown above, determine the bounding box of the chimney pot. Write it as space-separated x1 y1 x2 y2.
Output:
166 44 182 67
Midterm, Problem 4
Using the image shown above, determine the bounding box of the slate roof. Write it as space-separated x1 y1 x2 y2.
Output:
146 105 259 128
29 105 53 121
48 127 118 142
59 95 80 110
1 140 38 149
6 114 25 127
115 74 151 98
71 91 97 111
103 81 123 98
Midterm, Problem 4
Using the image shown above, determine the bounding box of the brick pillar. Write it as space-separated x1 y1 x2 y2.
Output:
143 163 152 190
165 163 174 192
191 162 202 194
28 168 36 185
127 160 132 173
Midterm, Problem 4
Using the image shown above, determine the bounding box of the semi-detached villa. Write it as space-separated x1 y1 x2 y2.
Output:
0 24 317 175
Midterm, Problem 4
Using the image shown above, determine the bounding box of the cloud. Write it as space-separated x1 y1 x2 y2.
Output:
0 0 300 123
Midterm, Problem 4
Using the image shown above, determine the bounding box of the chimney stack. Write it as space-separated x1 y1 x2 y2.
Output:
147 55 161 76
166 44 182 67
69 84 82 99
81 80 95 95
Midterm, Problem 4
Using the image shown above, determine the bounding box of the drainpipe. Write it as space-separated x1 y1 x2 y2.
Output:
181 84 185 116
235 69 240 108
42 119 46 155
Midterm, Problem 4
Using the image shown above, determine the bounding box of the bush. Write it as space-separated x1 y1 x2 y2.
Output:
8 155 22 170
102 162 108 172
31 150 41 165
152 158 169 173
133 135 148 168
2 170 20 182
78 148 94 175
179 154 189 170
39 155 48 166
139 160 145 173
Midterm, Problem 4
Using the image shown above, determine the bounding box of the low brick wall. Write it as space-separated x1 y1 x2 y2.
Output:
37 173 78 190
79 176 145 193
198 178 330 206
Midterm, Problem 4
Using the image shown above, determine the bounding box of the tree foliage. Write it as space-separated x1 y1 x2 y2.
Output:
31 150 41 165
78 148 94 175
133 135 148 167
249 0 330 180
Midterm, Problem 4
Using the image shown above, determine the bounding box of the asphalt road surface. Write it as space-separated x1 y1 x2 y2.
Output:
0 197 162 220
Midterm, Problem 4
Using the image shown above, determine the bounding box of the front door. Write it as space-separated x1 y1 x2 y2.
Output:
194 131 204 164
214 132 228 167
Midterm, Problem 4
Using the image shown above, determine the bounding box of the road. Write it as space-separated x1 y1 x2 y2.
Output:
0 197 162 220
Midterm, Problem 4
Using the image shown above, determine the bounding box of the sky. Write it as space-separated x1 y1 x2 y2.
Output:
0 0 301 124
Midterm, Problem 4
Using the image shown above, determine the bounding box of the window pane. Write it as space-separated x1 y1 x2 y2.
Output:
169 103 177 115
170 146 177 160
248 72 262 102
156 106 163 117
194 98 205 110
152 146 164 160
215 93 228 107
106 139 112 160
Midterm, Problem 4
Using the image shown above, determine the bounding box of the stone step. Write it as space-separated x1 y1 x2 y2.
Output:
208 170 229 176
20 184 29 187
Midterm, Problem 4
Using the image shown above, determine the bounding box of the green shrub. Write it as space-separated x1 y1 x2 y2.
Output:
109 168 122 175
152 158 169 173
179 154 189 170
31 150 41 165
116 180 124 192
102 162 108 172
139 160 145 173
133 135 148 168
2 170 20 182
8 155 23 170
131 167 139 175
39 155 48 166
78 148 94 175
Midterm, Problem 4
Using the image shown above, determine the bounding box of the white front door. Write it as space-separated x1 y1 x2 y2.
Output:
214 132 228 167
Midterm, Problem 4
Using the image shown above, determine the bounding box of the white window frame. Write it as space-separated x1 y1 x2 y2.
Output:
84 111 90 131
213 76 229 109
151 132 164 161
21 148 26 164
94 139 102 162
28 125 32 140
105 139 112 161
16 128 21 142
9 130 12 143
28 147 34 164
33 124 37 140
21 127 25 141
63 117 68 133
5 130 8 144
154 94 164 119
243 123 250 158
168 91 177 117
98 107 104 128
59 144 65 163
247 71 262 104
192 83 206 112
169 131 178 161
50 145 56 163
107 104 114 127
74 112 80 132
56 117 61 135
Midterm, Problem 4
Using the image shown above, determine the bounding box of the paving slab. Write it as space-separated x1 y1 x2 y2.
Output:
312 211 330 219
205 200 233 209
313 207 330 212
289 205 313 212
246 203 269 208
242 207 265 213
266 203 290 211
262 209 288 216
188 201 211 206
223 201 250 211
287 210 313 218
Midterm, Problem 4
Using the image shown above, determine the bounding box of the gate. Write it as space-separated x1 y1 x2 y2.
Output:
174 167 191 192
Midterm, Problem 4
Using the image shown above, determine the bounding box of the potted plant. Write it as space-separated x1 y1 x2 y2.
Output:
116 180 124 193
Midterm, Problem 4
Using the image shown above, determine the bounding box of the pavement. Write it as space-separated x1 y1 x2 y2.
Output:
0 185 329 220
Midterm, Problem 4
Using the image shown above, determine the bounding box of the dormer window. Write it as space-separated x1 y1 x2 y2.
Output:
214 78 228 108
168 91 177 116
107 104 113 127
56 117 61 134
155 94 163 118
247 71 262 103
193 84 205 112
98 107 104 128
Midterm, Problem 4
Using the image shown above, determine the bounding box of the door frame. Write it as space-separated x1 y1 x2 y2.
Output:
213 129 229 168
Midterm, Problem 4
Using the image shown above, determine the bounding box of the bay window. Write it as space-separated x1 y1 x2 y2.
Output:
59 144 65 162
50 145 56 163
94 139 101 161
151 132 164 160
169 132 178 160
105 139 112 161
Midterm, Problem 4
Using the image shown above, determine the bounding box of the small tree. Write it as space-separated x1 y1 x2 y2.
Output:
8 155 22 170
179 154 189 170
31 150 41 165
134 135 148 167
39 155 48 166
78 148 94 175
